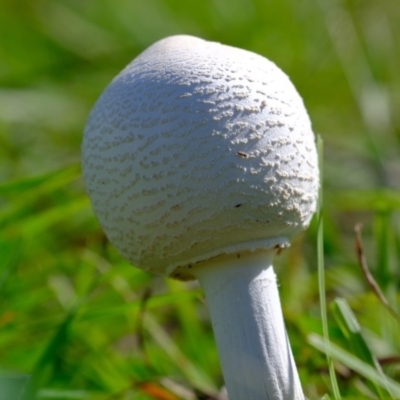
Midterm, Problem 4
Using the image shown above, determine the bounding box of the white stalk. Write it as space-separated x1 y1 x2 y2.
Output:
194 250 304 400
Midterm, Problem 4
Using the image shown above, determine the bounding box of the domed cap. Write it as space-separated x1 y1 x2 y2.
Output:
82 35 319 280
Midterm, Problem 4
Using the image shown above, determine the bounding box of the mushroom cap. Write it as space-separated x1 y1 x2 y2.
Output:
82 35 319 280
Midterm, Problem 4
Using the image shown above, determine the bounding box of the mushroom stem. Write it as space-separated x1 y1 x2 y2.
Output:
194 250 304 400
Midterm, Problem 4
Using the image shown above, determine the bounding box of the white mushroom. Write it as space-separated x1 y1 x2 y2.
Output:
82 35 319 400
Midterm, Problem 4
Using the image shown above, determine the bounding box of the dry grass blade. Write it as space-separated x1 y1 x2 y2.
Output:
354 224 400 324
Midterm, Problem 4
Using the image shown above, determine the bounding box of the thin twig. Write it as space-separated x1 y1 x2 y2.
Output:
378 355 400 366
354 224 400 324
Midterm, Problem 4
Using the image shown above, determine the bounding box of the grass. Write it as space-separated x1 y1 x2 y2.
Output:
0 0 400 399
317 137 341 400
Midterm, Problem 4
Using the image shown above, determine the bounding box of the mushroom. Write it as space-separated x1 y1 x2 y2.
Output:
82 35 319 400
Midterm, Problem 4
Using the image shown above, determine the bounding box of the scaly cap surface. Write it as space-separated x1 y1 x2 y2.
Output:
82 35 319 280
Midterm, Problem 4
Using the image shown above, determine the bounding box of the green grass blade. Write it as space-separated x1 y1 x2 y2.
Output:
0 165 80 197
332 298 393 399
79 290 202 321
16 197 90 238
0 165 83 234
142 312 217 396
309 333 400 397
37 389 90 399
331 190 400 212
317 135 341 399
26 309 78 398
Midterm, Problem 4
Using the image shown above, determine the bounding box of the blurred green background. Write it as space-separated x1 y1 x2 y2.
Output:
0 0 399 399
